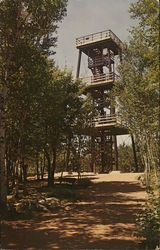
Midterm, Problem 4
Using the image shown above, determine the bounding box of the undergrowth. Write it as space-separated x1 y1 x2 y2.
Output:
135 190 160 249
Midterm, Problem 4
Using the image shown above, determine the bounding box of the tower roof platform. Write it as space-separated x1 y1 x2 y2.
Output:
76 30 123 55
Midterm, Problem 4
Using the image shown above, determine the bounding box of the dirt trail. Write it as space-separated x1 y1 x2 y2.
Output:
1 172 145 250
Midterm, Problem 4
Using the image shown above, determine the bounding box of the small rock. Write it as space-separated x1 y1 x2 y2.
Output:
15 203 21 207
46 197 59 202
38 199 46 205
38 204 49 212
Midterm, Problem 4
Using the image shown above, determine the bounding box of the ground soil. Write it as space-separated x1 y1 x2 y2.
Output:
1 172 146 250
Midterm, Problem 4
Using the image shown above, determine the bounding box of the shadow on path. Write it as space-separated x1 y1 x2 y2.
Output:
2 177 145 250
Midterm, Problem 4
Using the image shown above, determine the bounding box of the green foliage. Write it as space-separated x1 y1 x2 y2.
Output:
118 143 144 173
0 0 68 205
114 2 160 246
118 144 134 172
135 192 160 249
0 0 92 189
114 0 159 186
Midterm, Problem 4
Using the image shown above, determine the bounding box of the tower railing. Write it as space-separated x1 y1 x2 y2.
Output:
76 30 123 49
82 72 118 86
91 114 116 128
90 114 128 128
91 72 113 83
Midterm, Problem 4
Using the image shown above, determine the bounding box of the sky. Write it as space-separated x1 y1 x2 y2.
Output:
54 0 136 145
54 0 135 76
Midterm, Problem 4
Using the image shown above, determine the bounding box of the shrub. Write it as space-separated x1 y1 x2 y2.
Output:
135 191 160 249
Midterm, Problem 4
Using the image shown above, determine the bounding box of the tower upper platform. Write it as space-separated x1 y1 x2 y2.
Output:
76 30 123 55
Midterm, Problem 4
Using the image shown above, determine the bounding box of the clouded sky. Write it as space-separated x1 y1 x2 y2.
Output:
54 0 135 76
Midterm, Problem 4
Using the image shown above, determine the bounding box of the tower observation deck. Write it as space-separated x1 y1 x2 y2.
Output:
76 29 129 173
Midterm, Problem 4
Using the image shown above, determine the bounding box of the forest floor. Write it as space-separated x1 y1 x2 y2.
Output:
1 172 146 250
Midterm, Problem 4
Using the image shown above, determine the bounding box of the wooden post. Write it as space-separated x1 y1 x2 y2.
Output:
101 131 105 173
76 49 82 78
131 134 138 172
108 49 112 73
91 136 96 173
110 107 118 171
114 136 118 170
119 50 122 63
113 61 115 75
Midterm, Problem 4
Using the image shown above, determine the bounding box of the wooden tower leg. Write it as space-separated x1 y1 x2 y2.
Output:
101 132 105 173
91 136 96 173
76 49 82 78
131 134 138 172
114 135 118 170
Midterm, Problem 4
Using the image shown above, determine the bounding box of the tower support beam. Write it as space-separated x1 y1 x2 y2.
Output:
91 136 96 173
131 134 138 172
101 131 105 173
76 49 82 78
113 135 118 170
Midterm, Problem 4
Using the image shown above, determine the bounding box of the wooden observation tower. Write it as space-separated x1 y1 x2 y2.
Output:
76 30 129 173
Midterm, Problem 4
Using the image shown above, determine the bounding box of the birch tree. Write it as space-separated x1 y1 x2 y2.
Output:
0 0 67 210
114 0 159 187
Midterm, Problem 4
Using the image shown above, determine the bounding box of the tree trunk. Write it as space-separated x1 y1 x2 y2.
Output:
0 82 7 211
36 158 40 180
60 152 66 183
45 151 51 187
6 146 10 194
0 122 7 211
40 153 45 180
50 148 57 187
14 142 22 197
22 163 27 195
23 164 27 184
14 159 20 198
46 147 57 187
66 136 71 172
19 163 23 183
11 162 16 191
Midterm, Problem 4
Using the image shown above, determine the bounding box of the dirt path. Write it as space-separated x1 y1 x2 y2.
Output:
1 172 145 250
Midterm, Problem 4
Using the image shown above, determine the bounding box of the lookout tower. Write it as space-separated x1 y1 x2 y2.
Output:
76 30 129 173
